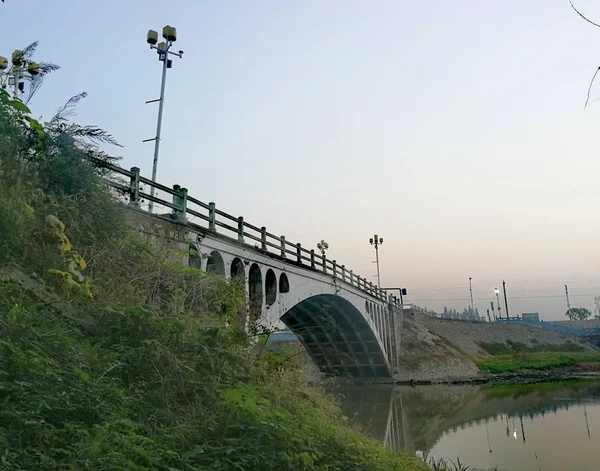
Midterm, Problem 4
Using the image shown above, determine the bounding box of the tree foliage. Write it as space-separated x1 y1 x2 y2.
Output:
566 307 592 321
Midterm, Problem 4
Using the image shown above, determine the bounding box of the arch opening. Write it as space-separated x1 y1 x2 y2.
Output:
230 258 246 329
189 245 201 269
248 264 263 323
206 250 225 275
231 257 245 280
265 269 277 306
279 273 290 293
281 294 390 378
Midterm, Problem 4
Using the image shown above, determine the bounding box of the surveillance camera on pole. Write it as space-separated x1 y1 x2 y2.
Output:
143 25 184 212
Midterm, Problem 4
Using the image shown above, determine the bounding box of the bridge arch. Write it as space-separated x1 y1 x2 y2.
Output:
206 250 225 275
230 257 247 329
265 269 277 306
248 263 263 323
281 294 390 377
230 257 245 280
189 245 202 269
279 273 290 293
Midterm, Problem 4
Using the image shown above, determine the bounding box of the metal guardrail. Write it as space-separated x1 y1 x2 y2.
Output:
500 317 600 336
96 160 400 307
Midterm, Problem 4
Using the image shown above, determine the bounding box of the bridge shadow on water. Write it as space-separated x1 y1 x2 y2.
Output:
332 380 600 458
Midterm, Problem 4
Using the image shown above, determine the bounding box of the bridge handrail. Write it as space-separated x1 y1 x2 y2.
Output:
98 160 401 307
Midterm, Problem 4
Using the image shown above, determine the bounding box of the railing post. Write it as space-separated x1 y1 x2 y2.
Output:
341 265 346 281
260 227 267 251
129 167 140 206
332 260 337 277
171 185 187 222
322 254 327 273
310 250 316 269
280 236 286 258
296 243 302 264
237 217 244 243
208 202 216 231
369 282 374 295
349 269 353 285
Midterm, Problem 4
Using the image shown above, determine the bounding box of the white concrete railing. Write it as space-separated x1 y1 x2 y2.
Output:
95 159 400 308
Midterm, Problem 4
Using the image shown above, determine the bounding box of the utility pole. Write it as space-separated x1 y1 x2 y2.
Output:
469 277 474 313
565 284 572 319
490 301 496 321
503 280 510 319
486 309 491 322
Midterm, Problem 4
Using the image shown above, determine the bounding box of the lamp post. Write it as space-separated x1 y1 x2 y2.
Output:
0 50 40 100
316 240 329 257
369 234 383 288
144 26 183 212
495 288 503 319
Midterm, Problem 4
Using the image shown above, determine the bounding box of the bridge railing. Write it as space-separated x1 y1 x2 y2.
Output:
97 160 401 308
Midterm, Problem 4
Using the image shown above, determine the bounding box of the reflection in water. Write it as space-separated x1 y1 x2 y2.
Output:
335 381 600 471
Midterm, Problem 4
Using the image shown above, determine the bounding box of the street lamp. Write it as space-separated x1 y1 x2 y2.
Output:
144 26 183 212
0 49 40 100
316 240 329 257
495 288 502 319
369 234 383 288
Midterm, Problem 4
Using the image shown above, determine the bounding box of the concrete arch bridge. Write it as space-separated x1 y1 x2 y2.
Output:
102 162 404 378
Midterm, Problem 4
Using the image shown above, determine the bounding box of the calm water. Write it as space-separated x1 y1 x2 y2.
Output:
335 381 600 471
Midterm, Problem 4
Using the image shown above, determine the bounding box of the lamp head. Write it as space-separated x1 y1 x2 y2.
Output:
379 237 383 244
369 238 373 244
27 62 40 75
162 25 177 42
11 50 24 66
147 29 158 45
494 288 499 295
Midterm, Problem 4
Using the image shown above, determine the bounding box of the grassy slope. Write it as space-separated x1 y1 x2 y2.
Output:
477 352 600 374
0 92 428 470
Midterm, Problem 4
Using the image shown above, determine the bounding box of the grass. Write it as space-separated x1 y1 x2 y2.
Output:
477 351 600 374
479 340 585 356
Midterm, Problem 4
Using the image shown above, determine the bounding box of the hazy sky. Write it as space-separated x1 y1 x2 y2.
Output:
3 0 600 320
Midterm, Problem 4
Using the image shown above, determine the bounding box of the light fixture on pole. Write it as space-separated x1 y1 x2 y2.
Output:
144 26 183 212
316 240 329 257
369 234 383 288
0 49 40 100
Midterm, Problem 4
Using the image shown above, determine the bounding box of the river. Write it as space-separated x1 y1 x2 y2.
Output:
334 380 600 471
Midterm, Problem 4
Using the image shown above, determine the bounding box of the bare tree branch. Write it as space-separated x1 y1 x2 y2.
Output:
585 66 600 109
22 41 39 58
49 92 88 124
570 0 600 28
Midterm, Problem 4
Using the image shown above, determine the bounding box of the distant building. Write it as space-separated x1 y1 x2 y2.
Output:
522 312 540 321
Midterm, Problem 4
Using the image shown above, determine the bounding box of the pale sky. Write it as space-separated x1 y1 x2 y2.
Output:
3 0 600 320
